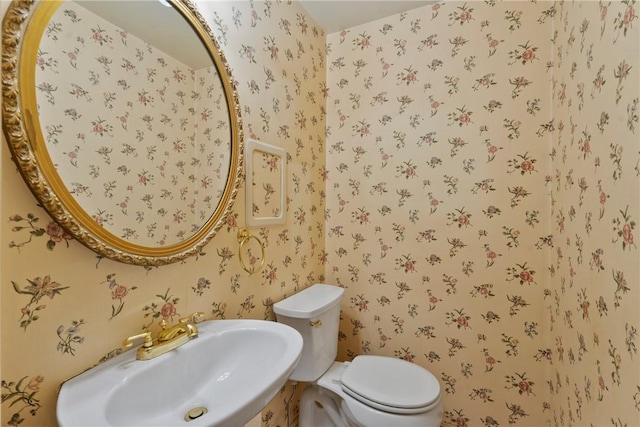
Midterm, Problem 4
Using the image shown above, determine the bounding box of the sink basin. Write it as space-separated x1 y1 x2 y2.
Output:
57 319 303 427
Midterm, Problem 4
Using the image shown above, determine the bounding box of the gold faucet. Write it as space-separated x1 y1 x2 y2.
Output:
123 312 206 361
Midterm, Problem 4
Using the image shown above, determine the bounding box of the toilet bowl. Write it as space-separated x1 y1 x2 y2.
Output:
273 284 443 427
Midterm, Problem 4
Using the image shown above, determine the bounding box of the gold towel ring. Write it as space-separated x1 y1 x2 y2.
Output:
237 228 265 275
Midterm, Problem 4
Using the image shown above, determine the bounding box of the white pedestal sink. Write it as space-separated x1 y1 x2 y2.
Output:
57 319 303 426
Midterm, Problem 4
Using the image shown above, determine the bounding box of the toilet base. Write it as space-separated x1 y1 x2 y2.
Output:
299 361 443 427
300 384 350 427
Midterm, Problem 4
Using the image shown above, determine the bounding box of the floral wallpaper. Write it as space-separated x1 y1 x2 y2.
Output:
1 0 325 425
36 2 230 246
249 146 285 221
326 1 637 427
2 0 638 426
548 1 639 426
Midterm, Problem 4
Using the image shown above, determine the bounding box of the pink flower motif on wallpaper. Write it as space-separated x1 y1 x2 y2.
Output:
503 118 522 140
508 40 539 65
12 276 69 331
446 237 467 257
393 346 415 362
448 105 473 127
396 160 418 179
506 262 537 285
472 73 497 91
211 301 228 320
445 308 471 329
8 214 73 252
350 294 369 312
44 222 73 248
377 328 391 348
101 273 137 319
612 206 636 250
352 31 372 50
471 178 496 195
486 34 504 57
261 262 278 285
191 277 212 297
90 25 113 47
472 282 496 298
506 372 536 396
443 409 472 427
505 9 524 31
393 38 408 56
63 48 79 69
161 303 177 319
239 44 257 64
352 119 371 137
448 36 469 57
90 117 112 137
448 3 475 26
36 50 58 72
507 152 537 175
613 1 638 39
469 387 494 403
142 288 180 330
507 186 531 208
482 348 502 373
237 295 255 317
447 207 472 228
1 375 44 425
397 65 418 85
441 372 457 394
395 254 417 273
507 295 530 317
506 403 529 424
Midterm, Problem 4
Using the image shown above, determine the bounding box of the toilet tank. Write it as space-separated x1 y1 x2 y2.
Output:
273 284 344 381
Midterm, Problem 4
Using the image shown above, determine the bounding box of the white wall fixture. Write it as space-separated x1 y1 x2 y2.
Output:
245 138 286 227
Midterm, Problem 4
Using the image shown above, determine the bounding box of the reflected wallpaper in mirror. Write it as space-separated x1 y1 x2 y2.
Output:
36 1 231 247
2 0 243 265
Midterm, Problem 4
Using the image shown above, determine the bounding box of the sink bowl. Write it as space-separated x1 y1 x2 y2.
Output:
57 319 303 427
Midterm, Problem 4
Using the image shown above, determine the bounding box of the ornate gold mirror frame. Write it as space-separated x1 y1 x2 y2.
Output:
2 0 243 266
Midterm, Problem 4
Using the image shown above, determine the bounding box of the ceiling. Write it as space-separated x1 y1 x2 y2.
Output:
77 1 212 69
299 1 433 34
75 0 434 69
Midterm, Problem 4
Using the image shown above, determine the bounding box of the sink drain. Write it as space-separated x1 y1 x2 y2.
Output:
184 407 208 422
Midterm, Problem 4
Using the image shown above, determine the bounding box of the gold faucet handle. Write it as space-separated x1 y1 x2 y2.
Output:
157 325 187 342
180 312 206 325
123 332 153 349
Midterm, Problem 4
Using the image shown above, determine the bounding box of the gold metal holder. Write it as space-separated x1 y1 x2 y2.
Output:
237 228 265 275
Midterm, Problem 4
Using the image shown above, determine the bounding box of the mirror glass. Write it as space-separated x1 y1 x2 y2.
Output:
2 0 243 265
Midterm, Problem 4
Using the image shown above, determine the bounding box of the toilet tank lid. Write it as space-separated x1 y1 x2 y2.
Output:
273 284 345 318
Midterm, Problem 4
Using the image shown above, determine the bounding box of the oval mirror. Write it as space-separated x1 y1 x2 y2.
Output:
2 0 243 265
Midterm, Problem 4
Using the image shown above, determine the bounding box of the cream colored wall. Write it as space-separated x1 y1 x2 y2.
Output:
549 1 639 426
326 1 638 426
326 2 553 425
0 1 325 425
3 1 639 427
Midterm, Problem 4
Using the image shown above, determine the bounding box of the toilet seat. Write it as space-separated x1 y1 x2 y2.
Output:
339 355 441 415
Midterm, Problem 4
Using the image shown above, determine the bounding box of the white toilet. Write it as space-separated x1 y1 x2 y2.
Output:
273 284 443 427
